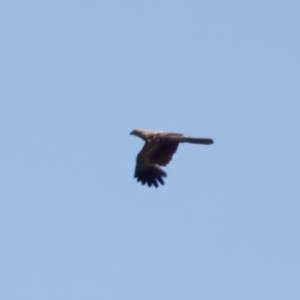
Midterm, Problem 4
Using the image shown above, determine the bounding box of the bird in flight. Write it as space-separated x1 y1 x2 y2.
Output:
130 129 213 188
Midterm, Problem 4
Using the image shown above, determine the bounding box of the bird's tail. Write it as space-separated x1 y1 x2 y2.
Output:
181 137 214 145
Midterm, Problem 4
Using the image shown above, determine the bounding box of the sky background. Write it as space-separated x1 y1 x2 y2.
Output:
1 1 300 299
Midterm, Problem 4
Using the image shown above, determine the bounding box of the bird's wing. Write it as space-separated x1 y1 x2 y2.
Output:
134 163 166 188
141 133 182 166
133 134 182 187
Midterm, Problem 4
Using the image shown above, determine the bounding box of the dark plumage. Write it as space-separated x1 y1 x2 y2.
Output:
130 129 213 187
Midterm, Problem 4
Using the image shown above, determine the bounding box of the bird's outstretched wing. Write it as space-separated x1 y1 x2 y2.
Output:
134 163 167 188
134 134 181 187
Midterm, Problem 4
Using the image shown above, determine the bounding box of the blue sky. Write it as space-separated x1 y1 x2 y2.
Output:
1 1 299 299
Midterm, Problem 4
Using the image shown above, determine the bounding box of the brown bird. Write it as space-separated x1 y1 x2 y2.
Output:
130 129 213 187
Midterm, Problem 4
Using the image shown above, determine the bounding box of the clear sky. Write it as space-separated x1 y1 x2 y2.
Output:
1 1 299 299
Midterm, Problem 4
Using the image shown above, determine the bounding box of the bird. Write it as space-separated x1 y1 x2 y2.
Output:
130 129 213 188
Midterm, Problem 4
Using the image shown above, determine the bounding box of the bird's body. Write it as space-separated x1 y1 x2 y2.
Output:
130 129 213 187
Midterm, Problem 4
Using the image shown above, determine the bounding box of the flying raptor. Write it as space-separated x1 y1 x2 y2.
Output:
130 129 213 187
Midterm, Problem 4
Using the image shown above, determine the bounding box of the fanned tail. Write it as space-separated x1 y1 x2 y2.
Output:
182 137 214 145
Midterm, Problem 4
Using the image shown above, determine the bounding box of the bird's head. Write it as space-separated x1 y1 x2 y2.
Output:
130 129 143 137
130 129 149 141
